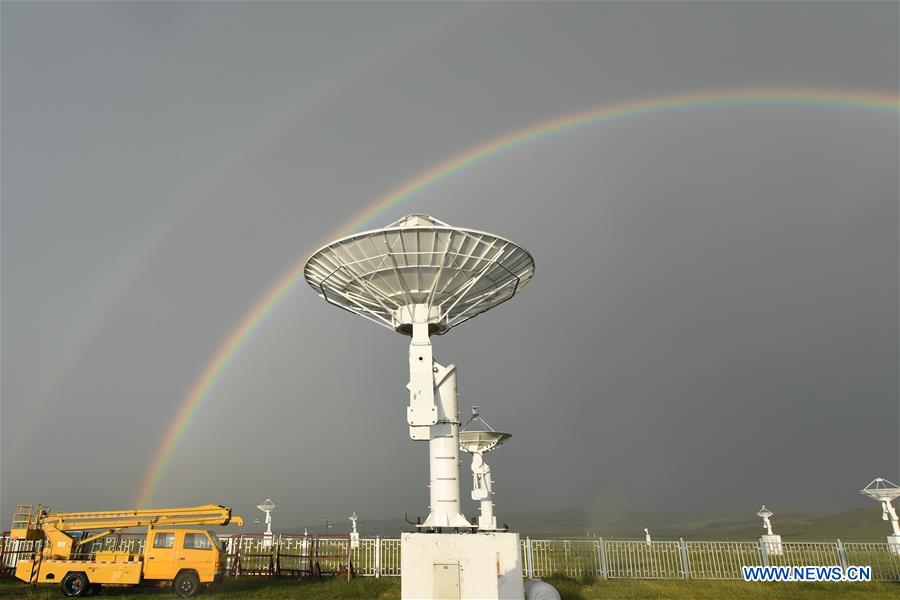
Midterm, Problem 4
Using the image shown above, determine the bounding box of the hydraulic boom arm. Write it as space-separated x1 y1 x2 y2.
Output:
11 504 243 559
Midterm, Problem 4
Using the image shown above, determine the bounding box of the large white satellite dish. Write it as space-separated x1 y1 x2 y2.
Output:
305 214 533 529
304 214 535 336
305 214 533 598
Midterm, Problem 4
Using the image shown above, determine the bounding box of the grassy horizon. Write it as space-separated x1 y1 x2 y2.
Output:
351 506 893 541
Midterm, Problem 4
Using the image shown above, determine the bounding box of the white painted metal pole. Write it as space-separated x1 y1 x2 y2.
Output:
884 500 900 536
425 361 468 528
408 320 468 529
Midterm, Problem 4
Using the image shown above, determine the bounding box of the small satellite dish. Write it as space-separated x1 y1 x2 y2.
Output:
860 478 900 503
757 505 775 536
349 512 360 549
458 431 511 455
860 478 900 554
256 499 276 547
460 405 510 454
459 408 511 531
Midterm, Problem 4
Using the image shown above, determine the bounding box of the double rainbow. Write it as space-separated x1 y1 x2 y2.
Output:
135 87 898 506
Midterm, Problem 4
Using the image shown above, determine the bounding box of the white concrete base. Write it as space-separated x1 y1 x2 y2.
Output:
401 532 524 600
887 535 900 555
761 534 783 556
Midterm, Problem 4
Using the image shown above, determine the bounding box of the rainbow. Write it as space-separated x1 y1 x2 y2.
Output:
134 86 898 506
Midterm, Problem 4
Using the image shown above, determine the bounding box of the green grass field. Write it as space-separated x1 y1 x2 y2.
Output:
1 576 898 599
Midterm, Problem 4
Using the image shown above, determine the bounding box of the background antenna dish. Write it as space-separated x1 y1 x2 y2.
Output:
256 499 276 547
860 478 900 502
757 505 778 541
304 214 535 335
859 478 900 553
458 430 511 455
460 406 509 453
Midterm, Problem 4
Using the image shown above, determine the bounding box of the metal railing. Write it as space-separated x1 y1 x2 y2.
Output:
601 539 685 579
843 541 900 581
685 540 760 579
3 532 899 581
1 536 42 577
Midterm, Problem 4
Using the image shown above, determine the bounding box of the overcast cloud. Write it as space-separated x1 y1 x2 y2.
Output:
2 2 898 532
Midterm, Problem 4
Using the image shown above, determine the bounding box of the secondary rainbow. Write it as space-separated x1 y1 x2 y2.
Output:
135 86 898 506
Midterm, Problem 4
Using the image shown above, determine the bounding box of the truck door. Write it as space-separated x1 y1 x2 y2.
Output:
144 531 177 580
180 532 217 582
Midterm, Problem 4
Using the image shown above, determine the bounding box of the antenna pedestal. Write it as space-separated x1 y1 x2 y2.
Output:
883 501 900 536
888 535 900 555
883 502 900 554
408 321 469 530
471 453 498 531
760 535 783 556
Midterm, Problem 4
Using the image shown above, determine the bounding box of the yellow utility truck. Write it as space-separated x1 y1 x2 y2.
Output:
10 503 243 597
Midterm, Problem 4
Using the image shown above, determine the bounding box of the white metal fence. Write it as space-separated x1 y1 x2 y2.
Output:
4 533 899 581
359 537 900 581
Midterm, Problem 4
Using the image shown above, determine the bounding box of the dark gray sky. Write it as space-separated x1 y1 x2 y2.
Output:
2 2 898 532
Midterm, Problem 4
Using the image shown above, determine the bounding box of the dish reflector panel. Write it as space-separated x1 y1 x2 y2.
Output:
458 430 511 454
861 478 900 502
304 214 535 335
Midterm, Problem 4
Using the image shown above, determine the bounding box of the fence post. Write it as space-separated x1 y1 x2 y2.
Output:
679 538 690 580
836 539 849 571
273 535 280 578
374 535 381 578
759 539 769 568
598 537 608 579
234 534 243 577
525 536 534 579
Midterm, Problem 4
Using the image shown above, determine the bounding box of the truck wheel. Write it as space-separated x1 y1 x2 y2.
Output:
173 570 201 598
61 572 89 597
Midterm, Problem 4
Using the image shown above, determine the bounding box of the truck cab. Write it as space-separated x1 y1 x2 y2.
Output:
143 527 226 594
